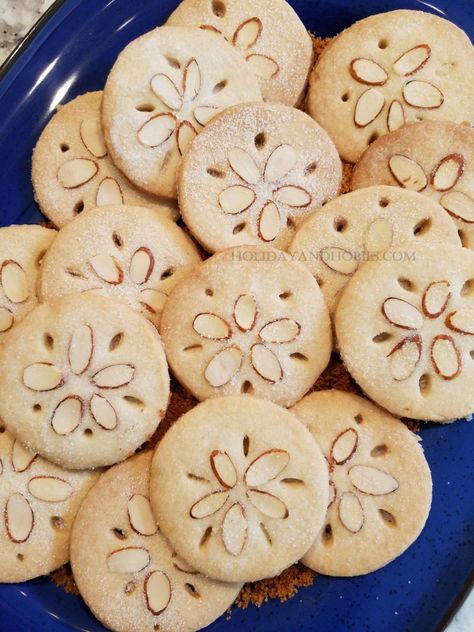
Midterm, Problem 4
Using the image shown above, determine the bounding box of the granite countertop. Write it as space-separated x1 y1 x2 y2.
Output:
0 2 472 631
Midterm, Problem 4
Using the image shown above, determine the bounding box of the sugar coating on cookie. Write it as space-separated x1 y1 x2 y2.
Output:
307 10 474 163
0 294 170 469
39 205 201 329
71 452 241 632
102 26 262 199
335 243 474 422
0 427 98 583
178 102 342 252
0 225 56 338
351 121 474 250
289 185 461 317
150 396 329 583
160 245 332 407
291 390 432 576
32 92 177 228
166 0 313 105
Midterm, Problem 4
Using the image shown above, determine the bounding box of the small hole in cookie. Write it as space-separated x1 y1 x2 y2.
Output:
164 55 181 69
112 527 127 540
17 554 24 561
60 143 69 152
187 472 209 482
36 250 47 268
125 581 136 595
109 332 124 351
379 509 397 526
212 0 226 17
183 344 203 353
136 103 155 112
51 516 65 530
314 276 324 288
205 288 214 297
279 291 292 300
334 217 347 232
419 373 431 394
398 277 415 292
241 380 254 394
470 350 474 360
413 217 432 236
372 332 392 343
206 167 225 178
213 79 227 94
458 230 467 247
200 526 213 546
379 198 390 208
65 267 86 279
83 428 93 437
260 522 272 545
123 396 145 409
161 268 174 280
378 38 389 49
354 414 363 424
43 333 54 350
74 201 84 215
281 478 304 486
33 404 42 412
341 92 350 102
415 115 424 121
367 131 379 145
287 217 295 229
461 279 474 296
371 444 388 457
290 352 308 361
243 434 250 456
254 132 266 149
112 232 123 248
0 426 5 433
322 523 333 545
185 583 201 598
233 222 246 235
305 161 318 175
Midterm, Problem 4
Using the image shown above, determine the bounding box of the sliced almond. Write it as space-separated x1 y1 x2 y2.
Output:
11 440 36 472
96 177 123 206
382 297 423 330
89 254 123 284
107 547 150 573
194 105 220 126
365 218 393 253
320 246 358 275
219 185 255 214
80 118 107 158
393 44 431 75
338 492 364 533
177 120 197 155
150 74 182 110
349 465 399 495
190 491 229 518
28 476 73 502
0 306 14 332
245 54 279 79
210 450 237 489
422 281 451 318
257 201 281 242
264 144 297 183
331 428 358 465
222 503 247 556
431 154 465 192
145 571 171 615
440 191 474 223
193 313 230 340
129 247 154 285
387 334 422 381
128 494 157 536
138 113 176 147
388 154 427 191
1 260 28 304
228 147 260 185
233 17 262 49
5 493 34 543
273 185 311 208
57 159 98 188
446 309 474 335
354 88 384 127
183 59 201 101
234 294 257 332
205 346 243 387
247 490 288 519
245 449 290 486
431 335 461 380
350 58 388 85
51 396 82 435
92 364 135 389
387 99 405 132
250 344 282 383
23 363 62 391
69 324 93 374
403 80 444 109
140 289 168 314
91 394 117 430
259 318 300 343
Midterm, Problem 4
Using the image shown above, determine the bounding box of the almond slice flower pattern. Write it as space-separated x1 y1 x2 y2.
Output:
0 259 30 333
189 448 290 556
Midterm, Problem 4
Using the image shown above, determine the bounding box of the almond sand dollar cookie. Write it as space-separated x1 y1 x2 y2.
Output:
166 0 313 105
32 92 178 228
0 294 169 469
289 186 460 317
291 390 432 576
150 396 329 582
102 26 261 199
335 243 474 422
160 245 332 407
178 102 342 252
71 452 241 632
39 205 201 329
0 427 98 583
307 10 474 163
351 121 474 249
0 225 56 338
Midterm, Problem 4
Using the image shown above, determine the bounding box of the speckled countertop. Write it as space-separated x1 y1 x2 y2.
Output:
0 1 472 631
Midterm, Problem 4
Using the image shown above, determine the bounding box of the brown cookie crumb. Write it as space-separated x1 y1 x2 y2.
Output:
235 563 315 609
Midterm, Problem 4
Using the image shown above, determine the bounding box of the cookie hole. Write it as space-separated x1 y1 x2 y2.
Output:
419 373 431 395
112 527 127 540
322 523 333 545
212 0 226 17
241 380 254 394
36 249 47 268
125 580 136 595
371 444 388 457
112 232 123 249
65 267 86 279
0 426 5 432
378 38 389 49
304 161 318 175
379 509 397 526
243 434 250 456
164 55 181 69
136 103 155 112
279 291 292 300
60 143 69 152
470 350 474 360
185 583 201 598
213 79 227 94
367 131 379 145
187 473 209 482
183 344 203 353
458 230 468 247
398 277 415 292
314 276 324 288
413 217 432 236
123 396 145 409
415 115 424 121
287 217 295 229
372 332 392 343
160 268 174 280
260 522 272 545
51 516 65 530
205 288 214 297
83 428 93 437
206 167 225 178
200 526 213 547
379 197 390 208
154 626 161 631
341 92 350 102
17 554 24 561
233 222 246 235
33 404 42 412
354 414 363 424
461 279 474 297
43 333 54 350
334 217 347 232
290 352 308 361
254 132 266 149
109 332 124 351
281 478 304 486
74 201 84 215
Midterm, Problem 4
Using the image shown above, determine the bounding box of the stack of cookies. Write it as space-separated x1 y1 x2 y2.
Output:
1 2 473 631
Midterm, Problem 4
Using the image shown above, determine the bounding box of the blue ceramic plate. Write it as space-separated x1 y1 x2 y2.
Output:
0 1 473 630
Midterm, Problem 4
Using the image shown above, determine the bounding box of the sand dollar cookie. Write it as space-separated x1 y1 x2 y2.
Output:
160 246 332 407
166 0 313 105
39 205 201 329
0 225 56 339
307 10 474 163
291 390 432 576
102 26 261 199
0 427 98 583
335 243 474 422
178 102 342 252
0 294 170 469
289 186 460 317
150 396 329 582
351 121 474 249
71 452 241 632
32 92 177 228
